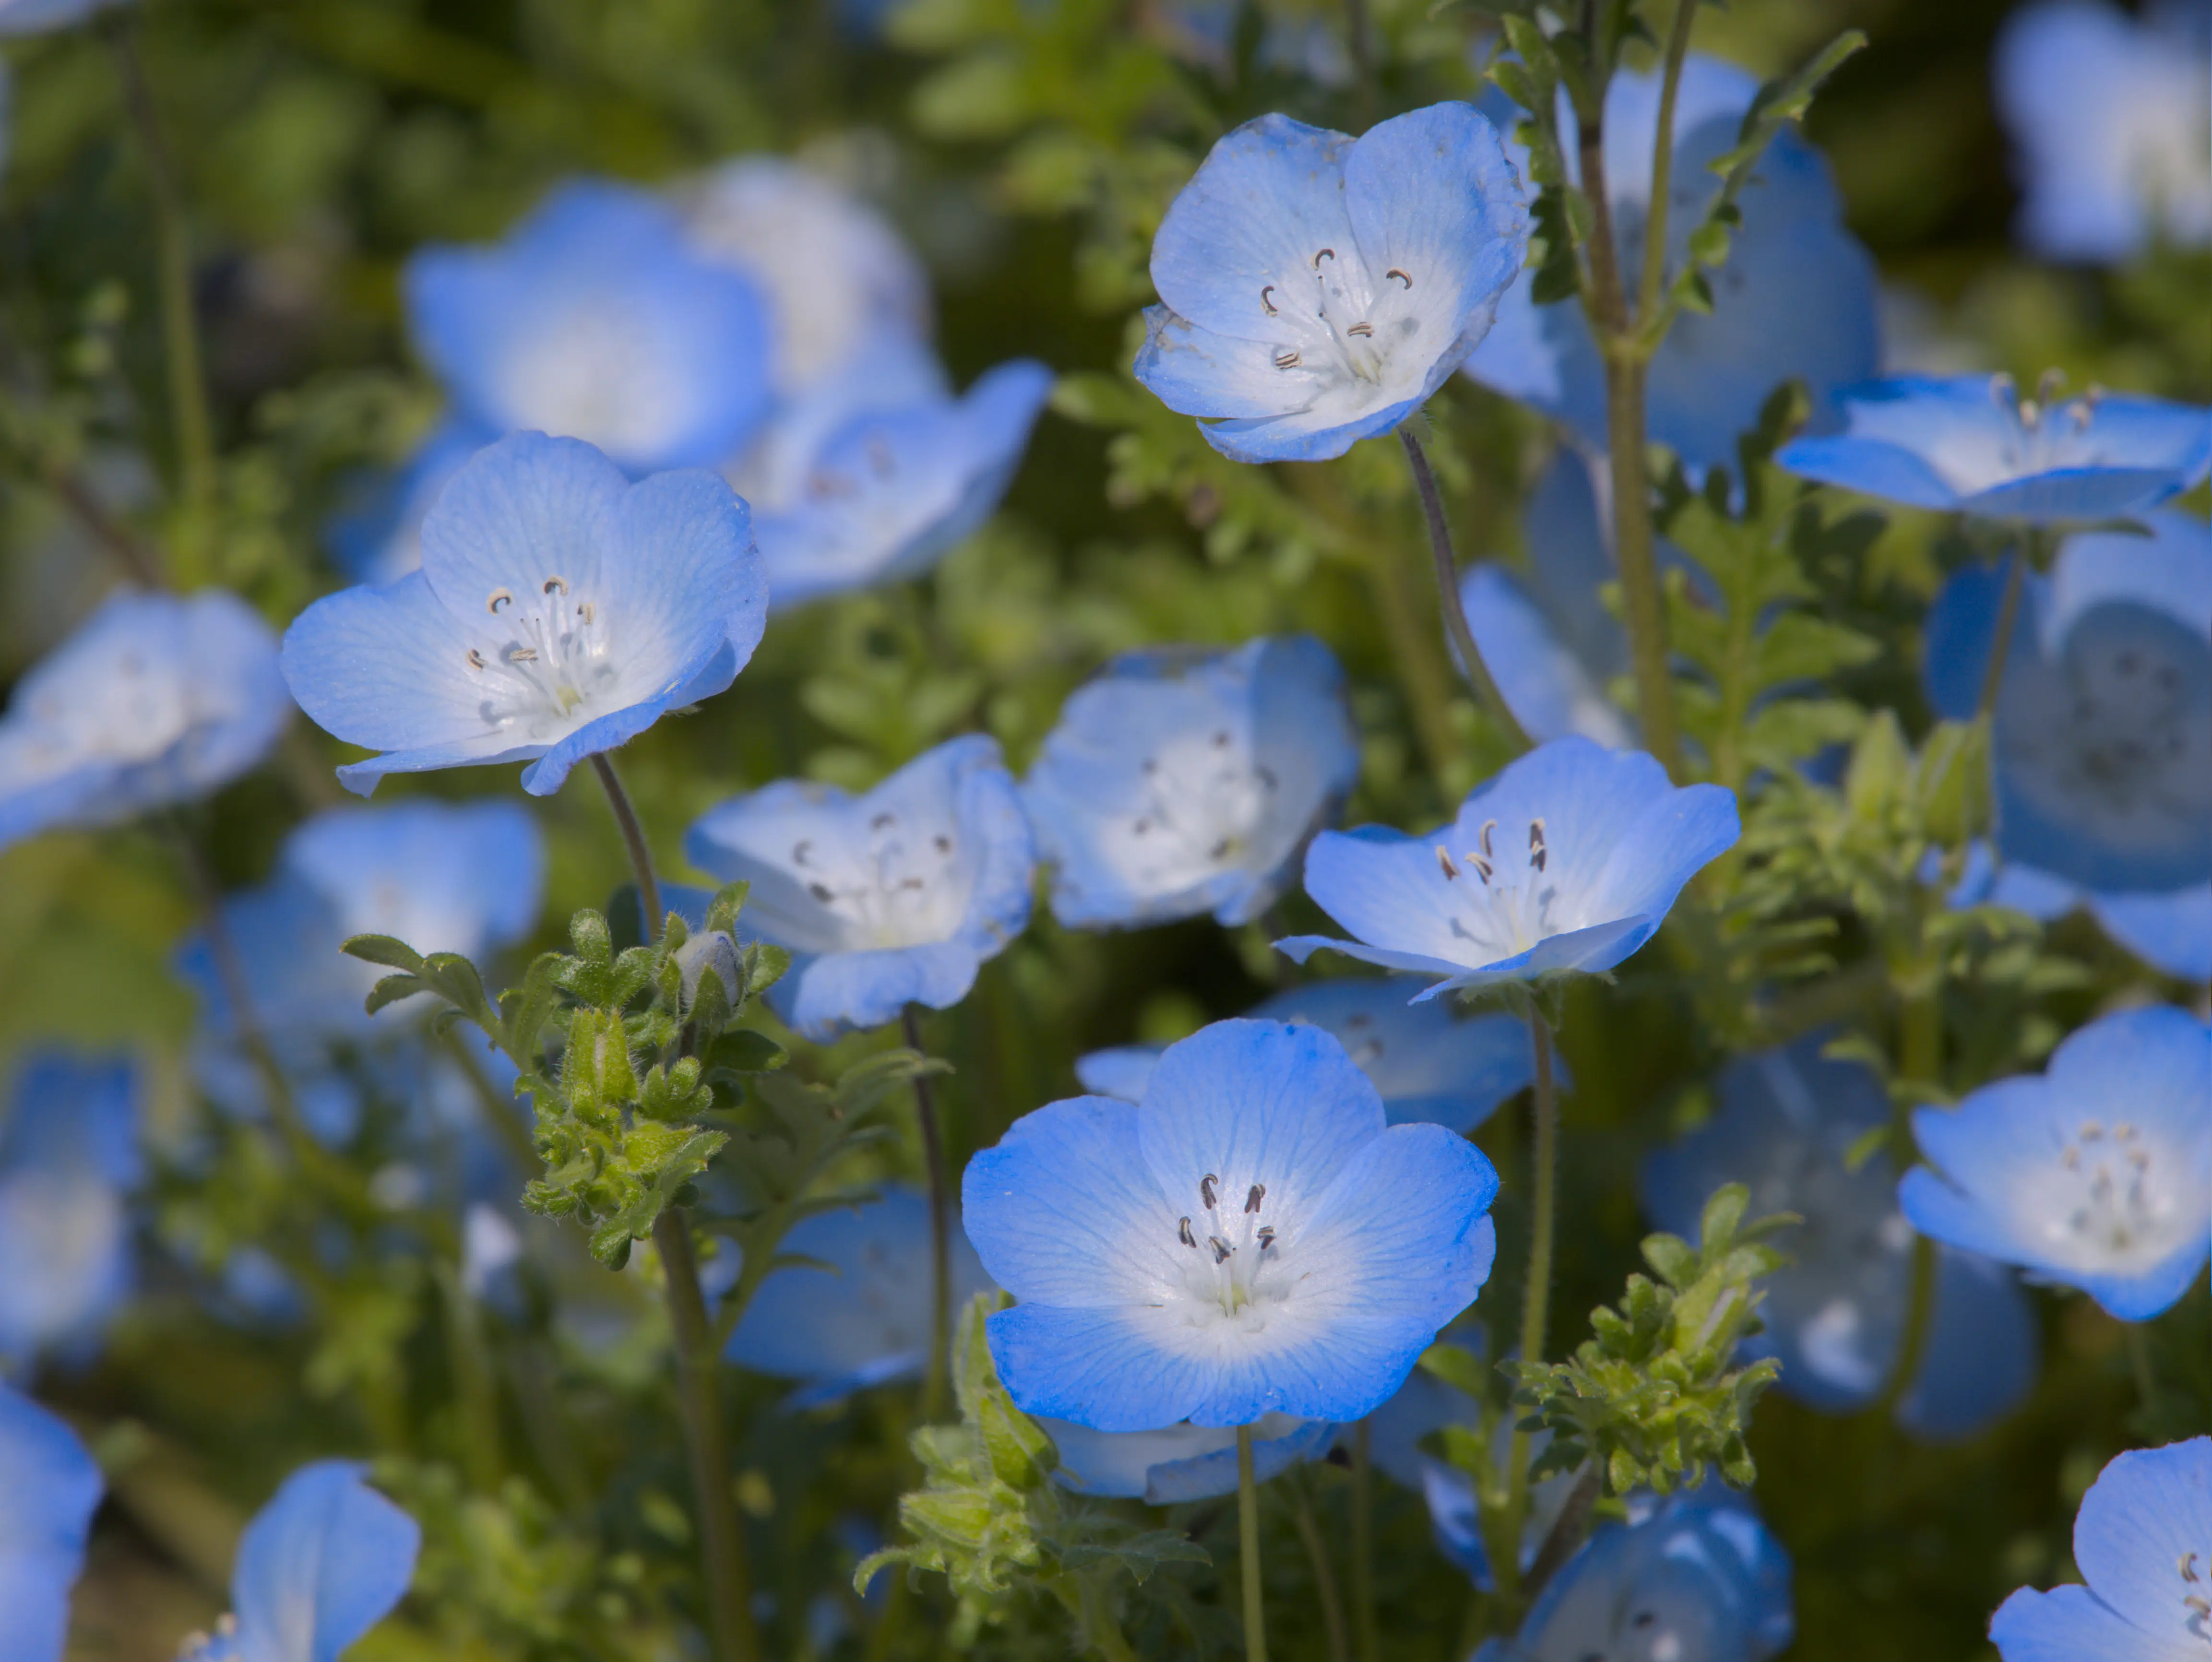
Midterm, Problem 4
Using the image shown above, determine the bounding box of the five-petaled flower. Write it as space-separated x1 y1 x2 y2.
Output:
1134 101 1529 463
1278 736 1740 999
963 1018 1499 1431
1900 1004 2212 1322
281 431 768 797
0 1384 102 1662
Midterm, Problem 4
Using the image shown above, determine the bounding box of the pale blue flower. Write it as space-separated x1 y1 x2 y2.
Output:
1473 1488 1793 1662
1078 977 1538 1134
0 1055 141 1373
281 432 767 797
404 180 772 474
1642 1037 2037 1440
1023 636 1361 929
1135 103 1529 463
1041 1413 1334 1505
1278 736 1739 999
1990 1435 2212 1660
684 735 1034 1040
184 1461 420 1662
1901 1005 2212 1322
724 1187 993 1406
1775 375 2212 523
0 0 125 36
0 590 290 853
1463 55 1881 474
963 1018 1499 1431
0 1384 102 1662
1996 0 2212 264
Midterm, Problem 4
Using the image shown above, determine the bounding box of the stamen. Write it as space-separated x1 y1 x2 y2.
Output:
1179 1217 1198 1249
579 602 595 624
542 575 569 595
1346 322 1374 338
1200 1174 1218 1210
1462 851 1494 884
871 812 896 831
2081 1120 2105 1141
1312 248 1335 268
1209 1236 1233 1264
1244 1183 1265 1214
1274 349 1301 369
792 839 812 865
2182 1551 2200 1583
1529 818 1548 872
508 647 539 663
1260 285 1278 315
1436 845 1460 881
1386 268 1411 287
808 882 835 902
933 834 953 855
1479 819 1496 860
1256 1226 1276 1250
465 648 486 671
487 588 514 613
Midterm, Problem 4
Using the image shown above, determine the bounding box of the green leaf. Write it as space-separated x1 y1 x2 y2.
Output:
342 933 425 973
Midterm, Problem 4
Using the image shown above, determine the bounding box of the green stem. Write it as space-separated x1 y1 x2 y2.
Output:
653 1210 762 1662
1398 428 1533 752
1288 1483 1351 1662
591 754 663 937
1350 1421 1379 1662
2124 1321 2158 1412
1635 0 1701 323
1603 360 1686 776
1874 1235 1937 1419
1237 1425 1271 1662
1501 1012 1559 1600
1974 548 2030 723
1521 1464 1601 1607
902 1006 955 1427
432 1261 506 1494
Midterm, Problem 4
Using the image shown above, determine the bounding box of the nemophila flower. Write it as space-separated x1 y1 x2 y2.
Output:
724 1187 993 1406
1996 0 2212 264
0 1385 102 1662
1926 509 2212 914
685 735 1033 1040
962 1018 1499 1431
1775 374 2212 523
1042 1413 1335 1505
180 1461 420 1662
1900 1005 2212 1322
0 0 124 35
1078 976 1539 1134
1023 636 1361 929
1473 1487 1794 1662
281 431 767 797
1134 102 1529 464
0 1054 142 1373
404 180 772 475
1642 1037 2037 1440
1278 736 1739 999
1953 847 2212 985
1990 1435 2212 1661
1463 55 1880 474
0 590 290 853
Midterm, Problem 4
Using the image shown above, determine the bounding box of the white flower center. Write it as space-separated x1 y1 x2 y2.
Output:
1112 727 1280 889
1264 246 1425 405
1433 817 1560 962
792 810 970 950
2036 1118 2193 1272
2178 1546 2212 1640
461 577 620 740
1928 373 2109 493
1167 1171 1285 1320
27 644 196 769
499 301 686 461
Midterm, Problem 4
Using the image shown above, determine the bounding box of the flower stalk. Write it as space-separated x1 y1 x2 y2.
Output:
1499 1010 1560 1606
903 1004 956 1427
1238 1424 1271 1662
1399 427 1533 753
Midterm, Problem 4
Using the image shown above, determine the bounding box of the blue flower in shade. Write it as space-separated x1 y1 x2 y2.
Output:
1134 103 1529 464
1473 1487 1793 1662
1642 1037 2037 1441
324 420 492 588
183 1461 420 1662
1041 1413 1335 1506
962 1018 1500 1431
1951 845 2212 985
1995 0 2212 265
281 432 767 797
1078 977 1538 1134
1775 375 2212 523
1022 636 1361 930
1990 1435 2212 1660
684 736 1034 1040
0 0 123 35
0 1054 142 1372
1926 509 2212 922
1463 55 1881 475
0 590 290 853
1278 736 1739 999
404 180 772 475
1900 1005 2212 1322
0 1385 102 1662
724 1187 994 1406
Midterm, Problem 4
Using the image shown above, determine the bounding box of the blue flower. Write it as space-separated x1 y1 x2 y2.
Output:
962 1018 1499 1431
1990 1435 2212 1660
404 180 772 475
684 735 1034 1040
724 1187 994 1406
1642 1037 2037 1440
281 431 767 797
1463 55 1881 475
1078 977 1539 1134
0 0 124 36
1134 103 1529 463
1775 374 2212 523
0 1054 142 1372
1023 636 1361 929
1926 509 2212 911
1473 1487 1793 1662
185 1461 420 1662
1995 0 2212 265
1900 1005 2212 1322
1041 1413 1335 1505
1278 736 1739 999
0 1385 102 1662
0 590 290 853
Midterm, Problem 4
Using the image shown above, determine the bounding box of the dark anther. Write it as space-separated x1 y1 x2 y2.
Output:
1436 846 1460 881
1386 267 1412 287
1257 1226 1276 1250
871 812 895 831
1200 1174 1219 1210
933 834 953 855
1274 349 1302 369
1260 285 1278 315
465 648 486 671
1213 730 1232 747
1244 1183 1265 1214
542 575 569 595
808 882 835 903
1529 818 1548 873
1478 819 1497 859
1346 322 1374 337
1209 1236 1234 1264
1179 1217 1198 1249
792 839 812 865
1313 248 1335 268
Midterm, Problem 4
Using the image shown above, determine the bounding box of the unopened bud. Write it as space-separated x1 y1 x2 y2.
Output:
675 930 742 1011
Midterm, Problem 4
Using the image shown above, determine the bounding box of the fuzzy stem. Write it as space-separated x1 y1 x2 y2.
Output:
1636 0 1701 323
1522 1464 1601 1606
1238 1425 1271 1662
1350 1421 1380 1662
1603 362 1686 776
591 754 663 938
1398 428 1533 752
1501 1013 1560 1597
653 1210 762 1662
1289 1483 1351 1662
902 1005 955 1427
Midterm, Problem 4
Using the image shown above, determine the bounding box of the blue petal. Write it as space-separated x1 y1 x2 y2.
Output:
1987 1584 2169 1662
1043 1413 1330 1503
2068 1436 2212 1640
769 941 981 1040
1460 564 1632 748
1896 1247 2040 1441
280 799 546 955
1249 979 1536 1132
1134 308 1292 421
1923 558 2019 720
229 1461 420 1662
1773 431 1964 510
2092 884 2212 983
1072 1045 1163 1102
0 1385 102 1662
